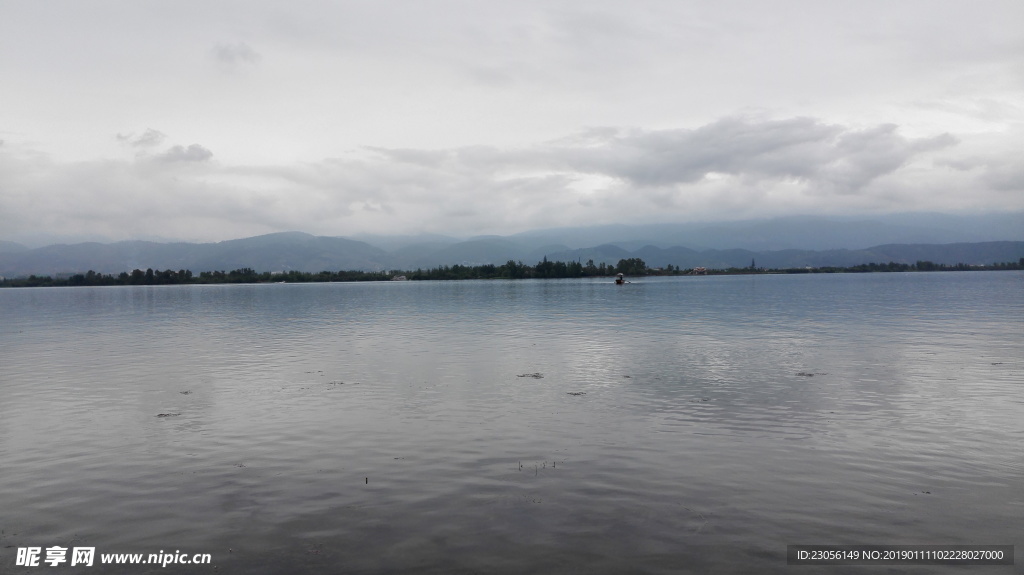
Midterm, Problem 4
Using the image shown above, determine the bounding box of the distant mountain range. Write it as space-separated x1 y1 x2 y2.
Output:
1 214 1022 277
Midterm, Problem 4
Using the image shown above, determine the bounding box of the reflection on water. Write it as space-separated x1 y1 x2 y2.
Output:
1 273 1022 573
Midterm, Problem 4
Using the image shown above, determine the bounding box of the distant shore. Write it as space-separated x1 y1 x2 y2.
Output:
2 257 1022 288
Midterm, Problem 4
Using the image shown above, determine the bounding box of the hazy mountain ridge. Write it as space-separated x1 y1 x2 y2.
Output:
0 233 389 277
1 215 1021 277
507 212 1024 251
0 241 29 254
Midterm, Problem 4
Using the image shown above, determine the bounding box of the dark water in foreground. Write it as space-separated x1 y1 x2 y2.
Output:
2 273 1022 574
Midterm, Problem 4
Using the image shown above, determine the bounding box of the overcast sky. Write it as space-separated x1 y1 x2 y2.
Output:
1 0 1022 245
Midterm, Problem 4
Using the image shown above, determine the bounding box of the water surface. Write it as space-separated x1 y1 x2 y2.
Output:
2 273 1021 573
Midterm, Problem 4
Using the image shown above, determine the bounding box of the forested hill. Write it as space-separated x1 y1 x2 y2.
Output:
0 231 1021 278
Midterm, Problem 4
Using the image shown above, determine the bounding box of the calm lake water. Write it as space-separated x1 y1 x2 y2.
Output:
2 273 1022 574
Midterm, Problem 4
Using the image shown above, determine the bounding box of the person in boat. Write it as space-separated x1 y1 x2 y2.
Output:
615 273 625 285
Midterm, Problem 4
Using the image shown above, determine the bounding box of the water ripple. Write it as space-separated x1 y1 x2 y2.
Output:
2 274 1021 573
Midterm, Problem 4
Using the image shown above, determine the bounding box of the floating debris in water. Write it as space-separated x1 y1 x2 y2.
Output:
517 373 544 379
156 413 180 417
796 372 828 377
179 391 192 395
567 392 586 396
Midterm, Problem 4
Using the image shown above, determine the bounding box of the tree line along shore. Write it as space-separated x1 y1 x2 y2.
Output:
2 257 1022 288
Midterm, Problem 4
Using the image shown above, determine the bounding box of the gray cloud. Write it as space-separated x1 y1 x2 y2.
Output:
0 116 1017 244
372 118 959 198
530 118 960 196
157 144 213 163
551 118 842 186
117 129 167 148
211 42 262 69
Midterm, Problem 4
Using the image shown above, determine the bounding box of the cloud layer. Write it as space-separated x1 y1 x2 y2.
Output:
0 1 1021 244
1 116 1018 244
